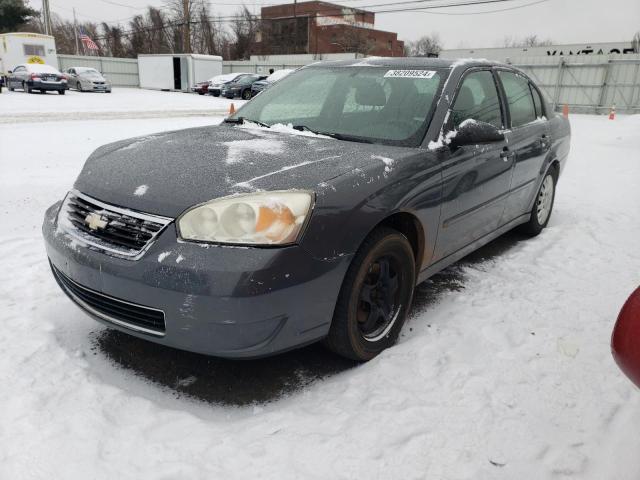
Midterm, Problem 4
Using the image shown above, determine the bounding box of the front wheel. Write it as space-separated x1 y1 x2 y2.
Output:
325 227 415 361
241 89 252 100
58 89 65 95
519 167 557 236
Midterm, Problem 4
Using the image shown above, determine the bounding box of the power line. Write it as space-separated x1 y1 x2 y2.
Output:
65 0 550 42
408 0 551 14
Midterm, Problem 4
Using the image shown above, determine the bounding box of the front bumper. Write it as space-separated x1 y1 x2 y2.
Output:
83 82 111 92
43 201 350 358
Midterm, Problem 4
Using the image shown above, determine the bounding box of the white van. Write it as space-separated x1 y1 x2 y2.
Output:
0 32 57 79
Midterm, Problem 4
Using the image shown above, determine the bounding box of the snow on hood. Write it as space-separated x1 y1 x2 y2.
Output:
73 124 417 217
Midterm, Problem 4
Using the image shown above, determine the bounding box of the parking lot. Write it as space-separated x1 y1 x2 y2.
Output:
1 88 640 479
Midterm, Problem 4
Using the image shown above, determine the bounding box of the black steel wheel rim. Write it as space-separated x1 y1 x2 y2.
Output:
357 255 402 341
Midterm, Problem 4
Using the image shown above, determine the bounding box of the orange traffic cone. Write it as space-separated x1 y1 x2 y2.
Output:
562 104 569 118
608 104 616 120
229 103 236 115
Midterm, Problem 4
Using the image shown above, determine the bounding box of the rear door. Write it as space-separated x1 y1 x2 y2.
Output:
496 70 551 223
433 68 514 260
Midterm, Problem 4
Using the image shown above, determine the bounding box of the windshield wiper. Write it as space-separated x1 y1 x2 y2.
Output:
292 125 373 144
223 117 271 128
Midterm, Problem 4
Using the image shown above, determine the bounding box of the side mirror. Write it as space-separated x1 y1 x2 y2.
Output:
449 120 504 148
7 70 12 74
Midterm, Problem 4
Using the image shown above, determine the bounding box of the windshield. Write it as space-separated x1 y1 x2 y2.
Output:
230 66 445 147
77 68 99 75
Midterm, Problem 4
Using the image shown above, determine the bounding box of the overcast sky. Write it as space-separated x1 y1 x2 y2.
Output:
30 0 640 49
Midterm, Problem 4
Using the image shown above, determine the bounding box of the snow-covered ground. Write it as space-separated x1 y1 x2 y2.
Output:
0 94 639 479
0 87 244 123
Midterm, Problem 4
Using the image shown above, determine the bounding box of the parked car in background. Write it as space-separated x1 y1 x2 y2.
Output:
44 58 571 362
222 74 266 99
191 80 209 95
250 69 295 96
6 63 67 94
65 67 111 93
208 73 251 97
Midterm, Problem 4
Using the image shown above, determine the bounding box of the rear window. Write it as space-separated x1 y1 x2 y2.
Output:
26 64 60 74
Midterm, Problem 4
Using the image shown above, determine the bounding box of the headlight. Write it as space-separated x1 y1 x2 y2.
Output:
177 191 314 245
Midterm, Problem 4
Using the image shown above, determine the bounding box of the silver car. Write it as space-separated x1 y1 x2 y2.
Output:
66 67 112 93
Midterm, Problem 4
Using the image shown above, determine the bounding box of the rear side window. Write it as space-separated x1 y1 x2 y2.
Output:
450 70 503 129
530 85 545 118
498 71 536 127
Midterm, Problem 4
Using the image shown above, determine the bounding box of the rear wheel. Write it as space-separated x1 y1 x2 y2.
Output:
519 167 557 236
325 227 415 361
24 82 32 93
58 89 65 95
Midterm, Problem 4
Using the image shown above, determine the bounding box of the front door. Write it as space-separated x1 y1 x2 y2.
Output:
433 69 514 261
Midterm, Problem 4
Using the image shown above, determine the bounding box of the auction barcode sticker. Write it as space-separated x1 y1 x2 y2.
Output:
384 70 436 79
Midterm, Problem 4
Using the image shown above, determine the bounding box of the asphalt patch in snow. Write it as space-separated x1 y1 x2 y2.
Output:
92 231 523 406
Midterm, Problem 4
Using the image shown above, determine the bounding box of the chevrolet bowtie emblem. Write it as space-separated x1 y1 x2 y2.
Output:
85 212 108 231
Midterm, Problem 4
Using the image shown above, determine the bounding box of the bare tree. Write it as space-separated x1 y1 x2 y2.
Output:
632 31 640 54
341 27 376 56
406 34 441 57
229 6 259 60
502 34 553 48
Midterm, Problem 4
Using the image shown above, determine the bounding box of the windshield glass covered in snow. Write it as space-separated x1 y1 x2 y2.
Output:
231 66 445 146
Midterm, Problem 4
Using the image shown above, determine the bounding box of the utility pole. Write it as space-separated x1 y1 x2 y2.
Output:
73 8 80 55
292 0 297 54
183 0 191 53
41 0 53 36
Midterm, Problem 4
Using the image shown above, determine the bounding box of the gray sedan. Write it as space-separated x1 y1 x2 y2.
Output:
66 67 112 92
43 58 570 361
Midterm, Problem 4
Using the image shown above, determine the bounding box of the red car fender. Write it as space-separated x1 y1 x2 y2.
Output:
612 287 640 388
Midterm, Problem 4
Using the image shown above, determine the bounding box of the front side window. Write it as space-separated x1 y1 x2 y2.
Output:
450 70 503 129
498 71 537 127
233 66 444 146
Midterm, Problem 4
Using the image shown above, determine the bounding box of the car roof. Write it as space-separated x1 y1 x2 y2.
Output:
305 57 509 70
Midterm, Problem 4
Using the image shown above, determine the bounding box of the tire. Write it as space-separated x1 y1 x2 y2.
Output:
212 92 220 97
77 82 84 92
241 89 252 100
324 227 416 361
519 166 558 236
24 82 32 94
58 89 65 95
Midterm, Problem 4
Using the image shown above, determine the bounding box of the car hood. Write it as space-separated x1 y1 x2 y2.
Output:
74 124 418 218
81 74 105 81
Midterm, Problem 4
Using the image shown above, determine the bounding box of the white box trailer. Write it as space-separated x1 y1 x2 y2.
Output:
138 54 222 92
0 32 57 77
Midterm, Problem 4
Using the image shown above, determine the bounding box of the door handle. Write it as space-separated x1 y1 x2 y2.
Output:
500 148 515 161
540 134 551 150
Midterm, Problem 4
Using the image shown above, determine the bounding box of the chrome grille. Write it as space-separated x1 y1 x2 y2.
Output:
58 190 172 259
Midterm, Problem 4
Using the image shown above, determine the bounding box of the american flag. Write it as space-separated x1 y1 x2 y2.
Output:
79 29 99 51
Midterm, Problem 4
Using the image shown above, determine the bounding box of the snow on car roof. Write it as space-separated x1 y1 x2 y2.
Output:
24 64 61 74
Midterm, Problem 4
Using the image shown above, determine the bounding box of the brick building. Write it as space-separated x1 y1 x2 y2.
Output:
254 1 404 57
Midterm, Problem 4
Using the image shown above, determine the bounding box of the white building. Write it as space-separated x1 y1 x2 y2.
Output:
0 32 57 77
138 54 223 91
